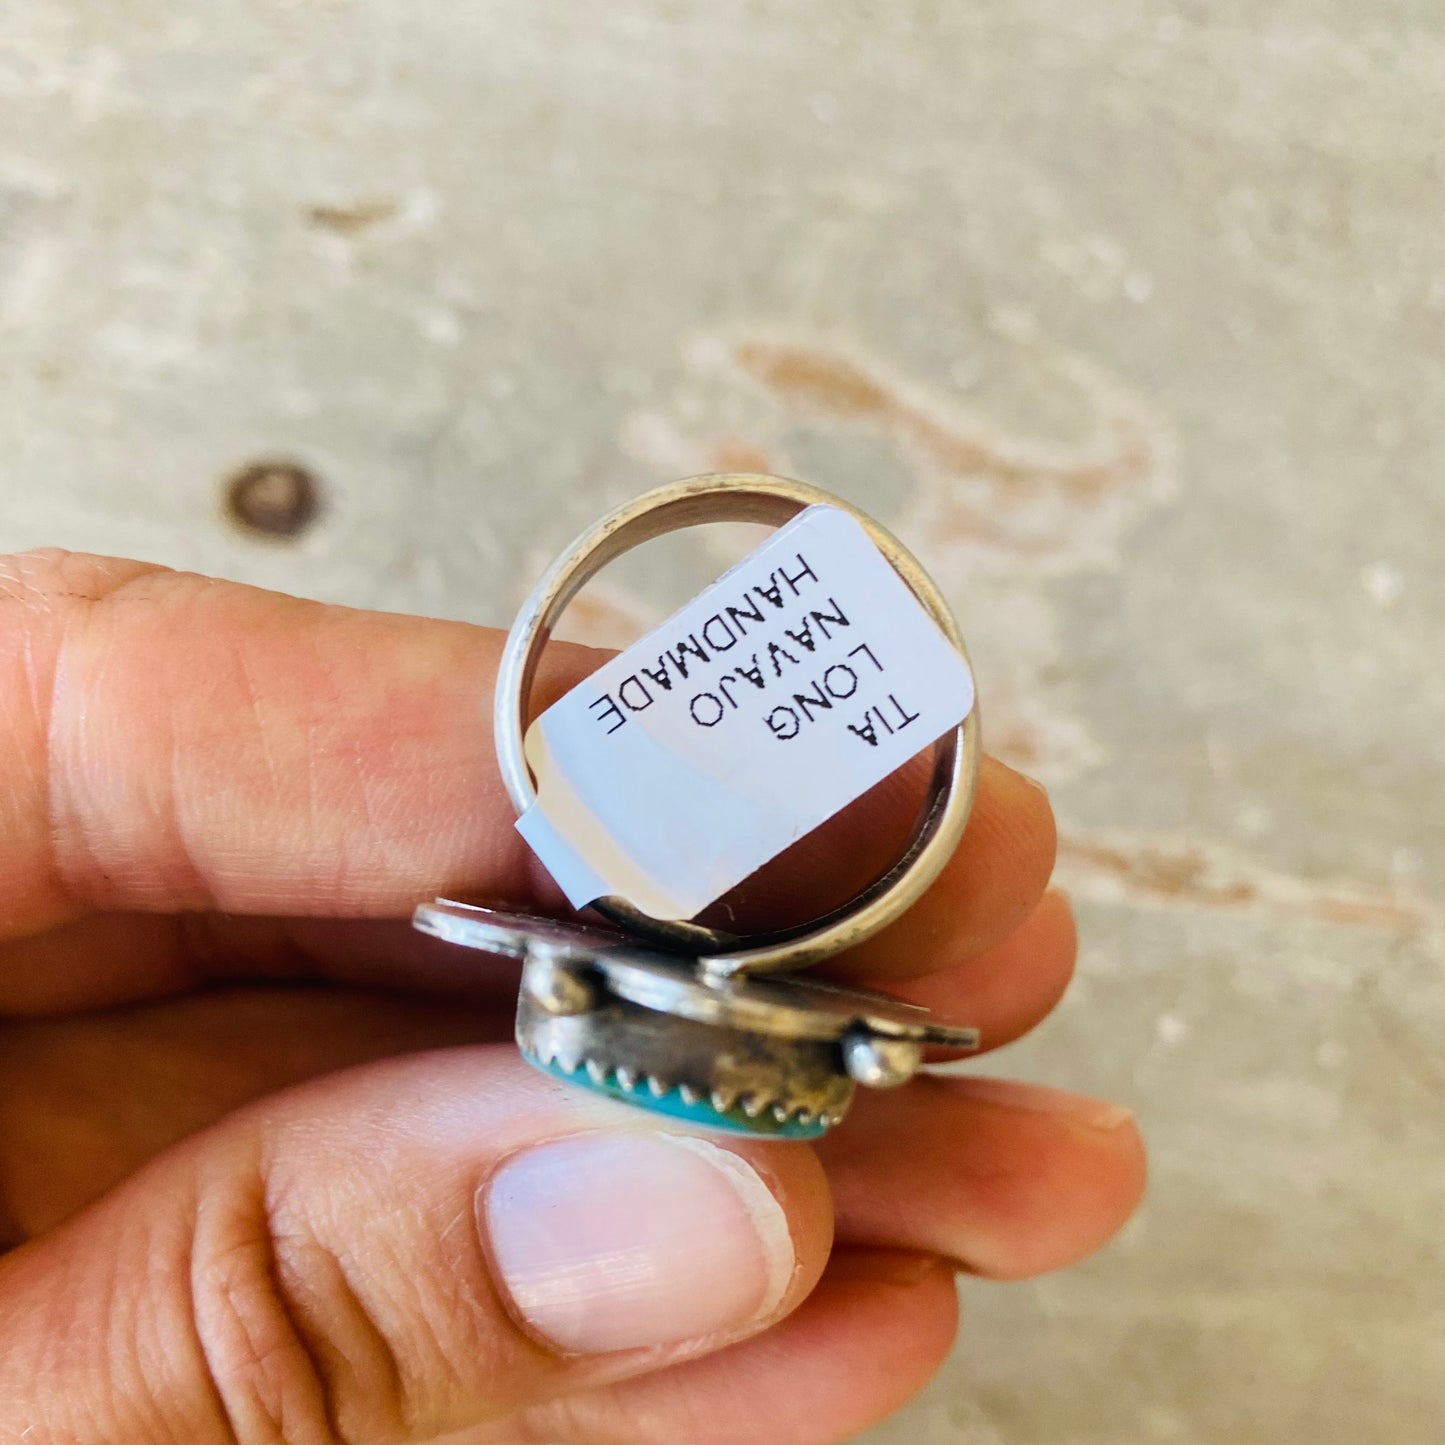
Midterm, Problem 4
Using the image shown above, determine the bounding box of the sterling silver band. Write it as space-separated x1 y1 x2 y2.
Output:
493 472 981 975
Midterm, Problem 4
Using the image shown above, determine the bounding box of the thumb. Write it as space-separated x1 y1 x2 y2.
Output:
0 1047 830 1443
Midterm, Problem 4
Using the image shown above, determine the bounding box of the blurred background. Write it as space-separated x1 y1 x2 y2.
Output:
1 3 1440 1441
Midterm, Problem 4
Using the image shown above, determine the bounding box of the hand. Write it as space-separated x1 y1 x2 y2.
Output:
0 549 1145 1444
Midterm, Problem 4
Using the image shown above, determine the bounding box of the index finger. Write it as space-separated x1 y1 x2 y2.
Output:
0 550 1054 980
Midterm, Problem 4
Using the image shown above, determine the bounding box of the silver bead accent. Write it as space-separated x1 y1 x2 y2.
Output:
840 1029 923 1088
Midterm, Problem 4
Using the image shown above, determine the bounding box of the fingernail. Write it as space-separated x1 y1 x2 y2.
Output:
951 1077 1134 1131
483 1132 795 1355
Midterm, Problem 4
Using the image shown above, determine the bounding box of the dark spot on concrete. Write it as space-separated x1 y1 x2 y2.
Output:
306 197 400 234
223 460 322 540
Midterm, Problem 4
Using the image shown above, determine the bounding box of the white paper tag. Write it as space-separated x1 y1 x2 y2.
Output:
515 504 975 919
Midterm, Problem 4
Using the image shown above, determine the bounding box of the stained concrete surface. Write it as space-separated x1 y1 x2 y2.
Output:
1 3 1441 1441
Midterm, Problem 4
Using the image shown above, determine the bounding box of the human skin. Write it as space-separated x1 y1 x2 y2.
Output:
0 549 1145 1444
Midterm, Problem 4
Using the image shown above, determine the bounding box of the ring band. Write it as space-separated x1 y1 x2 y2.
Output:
493 472 981 974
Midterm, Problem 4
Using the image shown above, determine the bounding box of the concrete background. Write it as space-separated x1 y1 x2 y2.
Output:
2 3 1441 1441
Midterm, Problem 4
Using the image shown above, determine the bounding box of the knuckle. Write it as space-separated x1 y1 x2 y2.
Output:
188 1157 408 1445
0 548 165 616
0 549 212 924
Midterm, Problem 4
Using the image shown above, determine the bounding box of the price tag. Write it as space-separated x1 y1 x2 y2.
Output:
516 505 975 919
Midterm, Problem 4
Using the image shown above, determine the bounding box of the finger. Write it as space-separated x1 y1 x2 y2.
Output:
497 1249 958 1445
0 910 527 1015
0 986 513 1237
0 551 1053 989
815 1075 1147 1279
0 1048 832 1444
824 757 1056 981
726 753 1057 982
0 550 536 939
886 888 1077 1051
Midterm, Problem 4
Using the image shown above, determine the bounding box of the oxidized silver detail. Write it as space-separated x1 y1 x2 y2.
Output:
525 949 599 1016
414 900 980 1135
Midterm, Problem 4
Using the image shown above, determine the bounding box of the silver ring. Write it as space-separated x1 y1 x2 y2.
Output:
494 472 981 974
